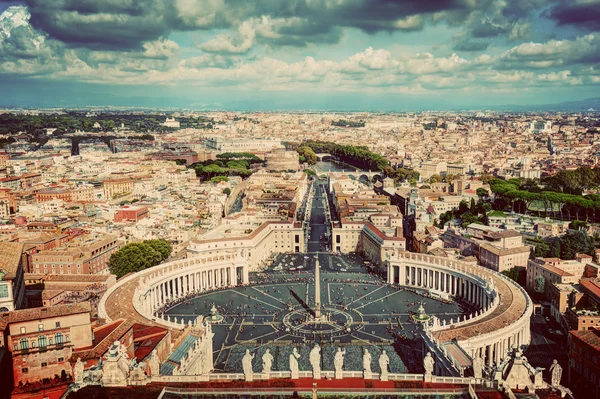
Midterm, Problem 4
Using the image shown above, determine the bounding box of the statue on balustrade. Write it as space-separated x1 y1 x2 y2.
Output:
289 347 300 379
379 350 390 381
262 349 273 375
363 348 372 378
424 352 435 376
334 347 346 379
242 349 254 381
310 343 321 379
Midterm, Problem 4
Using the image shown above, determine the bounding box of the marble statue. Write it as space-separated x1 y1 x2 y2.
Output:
310 343 321 379
334 347 346 379
289 348 300 379
550 359 563 387
74 357 85 384
147 349 160 377
102 341 130 387
424 352 435 376
363 348 372 379
473 354 484 379
242 349 255 381
262 349 274 375
379 350 390 381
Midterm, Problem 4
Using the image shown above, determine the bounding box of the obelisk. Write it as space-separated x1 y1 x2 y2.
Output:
315 257 321 318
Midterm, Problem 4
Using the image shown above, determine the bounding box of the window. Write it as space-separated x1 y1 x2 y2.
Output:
41 362 47 367
19 338 28 350
22 368 28 373
20 327 26 334
38 336 47 348
0 284 8 298
55 332 63 345
38 323 44 332
55 322 61 328
58 357 64 362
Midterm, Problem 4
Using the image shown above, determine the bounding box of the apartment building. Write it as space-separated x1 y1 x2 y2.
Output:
2 302 93 388
526 257 586 299
30 235 120 275
0 242 27 312
569 328 600 399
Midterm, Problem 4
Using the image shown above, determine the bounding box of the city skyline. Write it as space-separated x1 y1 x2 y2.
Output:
1 0 600 109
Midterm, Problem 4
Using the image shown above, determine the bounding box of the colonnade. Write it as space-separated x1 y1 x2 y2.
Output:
389 263 492 310
144 265 241 315
387 251 533 374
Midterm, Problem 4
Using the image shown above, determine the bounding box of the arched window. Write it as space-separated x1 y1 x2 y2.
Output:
55 332 63 345
38 336 47 348
19 338 28 350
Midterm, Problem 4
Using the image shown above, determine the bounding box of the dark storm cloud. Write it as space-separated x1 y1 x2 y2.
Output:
24 0 171 50
17 0 478 51
453 39 490 52
549 1 600 32
471 20 507 38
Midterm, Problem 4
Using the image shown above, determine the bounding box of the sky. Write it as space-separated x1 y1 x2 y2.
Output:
0 0 599 110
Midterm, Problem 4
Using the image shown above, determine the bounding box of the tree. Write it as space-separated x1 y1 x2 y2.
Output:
559 230 593 260
476 187 489 200
429 174 443 183
145 239 172 262
534 275 545 293
502 267 520 283
480 173 494 184
210 176 229 183
548 239 561 258
222 188 231 196
108 239 171 278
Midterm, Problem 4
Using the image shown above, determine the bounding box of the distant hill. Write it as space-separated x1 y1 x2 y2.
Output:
489 97 600 112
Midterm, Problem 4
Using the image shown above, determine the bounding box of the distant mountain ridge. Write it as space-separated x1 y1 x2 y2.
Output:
487 97 600 112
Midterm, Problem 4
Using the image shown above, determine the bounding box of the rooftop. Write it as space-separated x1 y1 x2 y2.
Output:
0 302 91 324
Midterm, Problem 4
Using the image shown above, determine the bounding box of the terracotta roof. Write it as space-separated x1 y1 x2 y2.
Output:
571 328 600 352
72 318 134 362
479 243 530 256
0 242 24 277
0 302 91 324
486 230 521 239
580 280 600 302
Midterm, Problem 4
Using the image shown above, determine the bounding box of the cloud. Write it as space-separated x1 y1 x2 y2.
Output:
25 0 172 50
199 20 255 54
549 0 600 32
500 33 600 68
16 0 529 51
453 38 490 52
181 54 239 69
2 2 600 98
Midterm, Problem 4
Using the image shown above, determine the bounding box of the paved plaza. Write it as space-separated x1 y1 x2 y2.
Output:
164 260 473 373
163 180 475 373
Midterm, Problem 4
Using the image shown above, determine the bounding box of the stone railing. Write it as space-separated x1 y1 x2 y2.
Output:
151 371 487 384
429 294 500 332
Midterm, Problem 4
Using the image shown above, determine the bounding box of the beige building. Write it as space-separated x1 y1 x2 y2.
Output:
3 302 93 387
103 178 135 199
536 219 570 238
71 185 95 202
264 149 300 171
526 257 586 299
0 242 26 312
